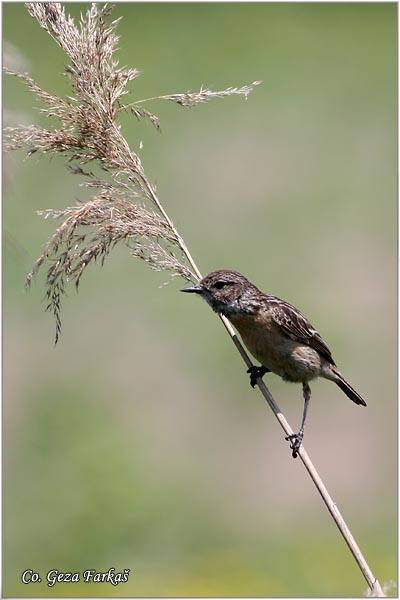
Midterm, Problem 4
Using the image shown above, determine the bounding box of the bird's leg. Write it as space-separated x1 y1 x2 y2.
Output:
285 382 311 458
247 365 269 388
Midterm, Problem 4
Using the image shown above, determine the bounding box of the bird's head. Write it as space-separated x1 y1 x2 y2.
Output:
181 269 260 316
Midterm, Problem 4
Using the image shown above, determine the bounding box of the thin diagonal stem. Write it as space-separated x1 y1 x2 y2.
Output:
217 313 385 597
146 185 202 281
161 205 385 594
176 227 385 595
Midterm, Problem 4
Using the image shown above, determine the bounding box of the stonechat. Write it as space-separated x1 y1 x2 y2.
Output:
182 269 366 458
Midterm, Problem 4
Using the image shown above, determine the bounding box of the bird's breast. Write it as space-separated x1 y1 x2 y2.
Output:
228 311 322 382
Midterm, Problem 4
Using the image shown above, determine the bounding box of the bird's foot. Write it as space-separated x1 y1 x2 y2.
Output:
285 432 303 459
247 365 269 388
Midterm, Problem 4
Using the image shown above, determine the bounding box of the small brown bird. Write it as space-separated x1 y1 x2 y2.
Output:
182 269 366 457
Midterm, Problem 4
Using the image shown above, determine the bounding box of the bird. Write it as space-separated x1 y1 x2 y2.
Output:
181 269 366 458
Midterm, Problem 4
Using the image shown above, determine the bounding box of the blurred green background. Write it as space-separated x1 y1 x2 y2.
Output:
3 2 397 597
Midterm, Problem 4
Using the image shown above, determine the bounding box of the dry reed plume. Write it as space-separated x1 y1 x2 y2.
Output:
4 2 258 342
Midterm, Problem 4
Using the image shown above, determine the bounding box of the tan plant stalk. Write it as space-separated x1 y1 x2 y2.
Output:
5 3 385 596
5 3 258 340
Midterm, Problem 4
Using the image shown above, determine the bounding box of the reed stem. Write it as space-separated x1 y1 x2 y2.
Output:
177 242 385 596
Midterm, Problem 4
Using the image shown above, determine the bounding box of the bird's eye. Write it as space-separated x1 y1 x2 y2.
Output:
214 280 235 289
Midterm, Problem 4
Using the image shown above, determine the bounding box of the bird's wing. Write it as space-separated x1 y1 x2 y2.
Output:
267 296 336 365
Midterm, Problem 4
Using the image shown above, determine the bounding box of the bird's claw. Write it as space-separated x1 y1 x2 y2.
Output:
247 365 269 388
285 433 303 459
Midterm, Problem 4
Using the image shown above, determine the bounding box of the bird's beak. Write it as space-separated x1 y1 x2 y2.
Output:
181 284 203 294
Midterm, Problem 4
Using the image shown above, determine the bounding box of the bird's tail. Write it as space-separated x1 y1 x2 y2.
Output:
332 368 367 406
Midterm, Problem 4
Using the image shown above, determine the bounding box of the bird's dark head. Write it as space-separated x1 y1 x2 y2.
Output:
181 269 260 316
